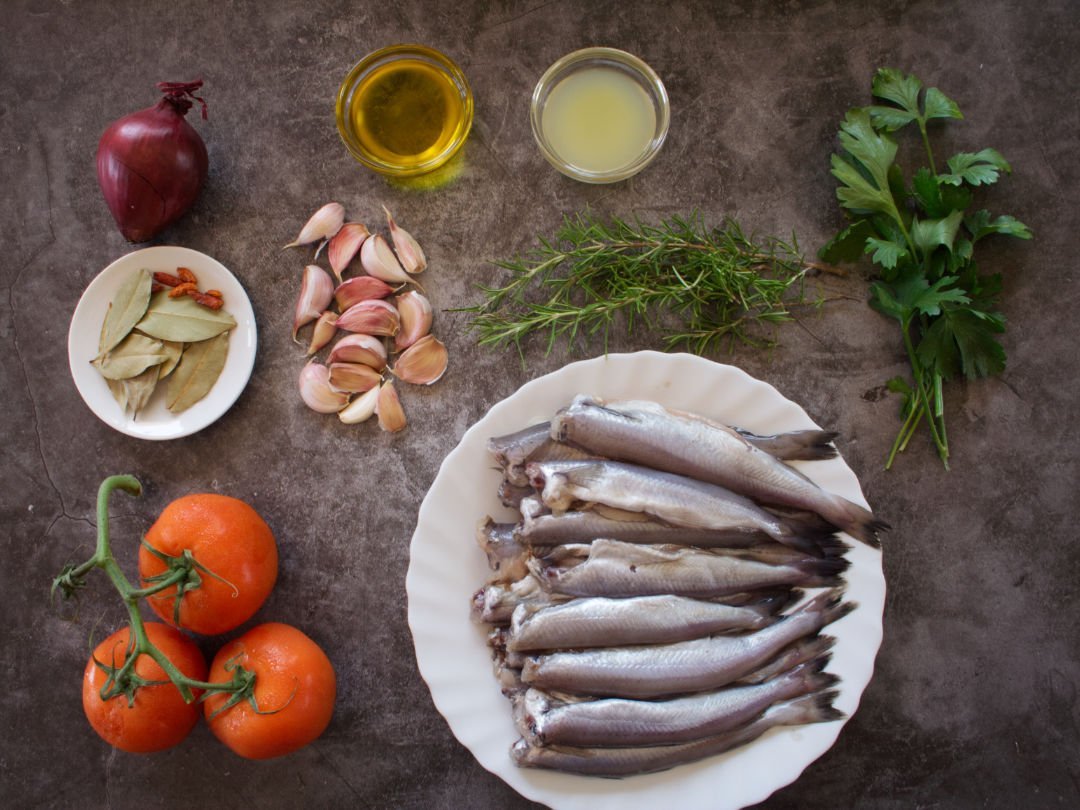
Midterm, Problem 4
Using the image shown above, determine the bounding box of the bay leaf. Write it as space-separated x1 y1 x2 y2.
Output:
99 270 153 354
105 377 129 413
98 302 112 353
124 365 161 419
157 340 184 380
166 331 230 413
92 333 167 380
137 290 237 342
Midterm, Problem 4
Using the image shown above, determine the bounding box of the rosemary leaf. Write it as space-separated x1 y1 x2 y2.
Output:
461 211 812 356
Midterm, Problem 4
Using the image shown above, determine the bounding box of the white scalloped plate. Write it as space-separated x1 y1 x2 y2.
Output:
68 246 257 440
407 352 884 810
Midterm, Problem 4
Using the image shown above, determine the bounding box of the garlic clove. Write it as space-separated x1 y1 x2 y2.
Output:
391 334 448 385
307 311 339 355
299 362 349 413
328 222 371 283
375 380 407 432
394 290 433 350
284 202 345 250
326 333 387 371
360 234 411 284
338 386 380 425
384 206 427 274
335 276 394 311
293 265 335 343
328 362 382 393
337 299 400 336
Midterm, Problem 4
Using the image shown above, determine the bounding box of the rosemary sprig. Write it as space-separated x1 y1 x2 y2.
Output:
462 212 815 356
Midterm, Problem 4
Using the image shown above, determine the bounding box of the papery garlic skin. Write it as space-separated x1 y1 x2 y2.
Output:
337 299 400 336
284 202 345 249
338 386 380 424
391 334 448 385
384 206 427 274
328 222 370 282
328 362 382 393
293 265 335 342
327 333 388 371
335 276 394 311
360 234 411 284
375 381 407 432
394 290 433 350
307 311 339 355
299 362 349 413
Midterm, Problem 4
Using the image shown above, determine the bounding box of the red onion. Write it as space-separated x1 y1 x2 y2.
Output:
96 80 209 242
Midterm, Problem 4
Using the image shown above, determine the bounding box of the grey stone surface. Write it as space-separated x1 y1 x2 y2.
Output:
2 0 1078 807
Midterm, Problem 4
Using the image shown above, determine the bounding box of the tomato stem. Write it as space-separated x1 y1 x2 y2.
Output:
54 475 251 705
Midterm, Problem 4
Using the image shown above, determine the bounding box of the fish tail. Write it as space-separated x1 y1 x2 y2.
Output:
794 556 850 588
799 588 857 629
766 690 846 727
741 429 840 461
777 514 850 558
739 634 835 684
783 653 842 695
827 496 890 547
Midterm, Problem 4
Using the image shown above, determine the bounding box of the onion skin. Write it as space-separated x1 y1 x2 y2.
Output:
96 80 209 242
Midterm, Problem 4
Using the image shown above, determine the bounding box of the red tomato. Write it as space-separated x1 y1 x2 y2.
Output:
82 622 206 753
139 493 278 635
203 623 336 759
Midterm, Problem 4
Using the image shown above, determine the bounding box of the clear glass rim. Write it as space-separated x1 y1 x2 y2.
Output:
335 44 474 177
530 47 670 184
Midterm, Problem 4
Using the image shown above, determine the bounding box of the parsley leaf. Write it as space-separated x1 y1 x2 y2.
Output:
823 68 1031 469
940 149 1012 186
918 307 1006 379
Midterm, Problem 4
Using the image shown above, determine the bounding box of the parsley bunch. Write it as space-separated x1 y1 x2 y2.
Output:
821 68 1032 469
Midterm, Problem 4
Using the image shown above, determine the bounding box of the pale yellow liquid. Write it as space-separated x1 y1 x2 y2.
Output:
541 67 656 174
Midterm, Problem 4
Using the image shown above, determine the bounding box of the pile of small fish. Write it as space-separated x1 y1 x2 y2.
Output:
471 395 886 778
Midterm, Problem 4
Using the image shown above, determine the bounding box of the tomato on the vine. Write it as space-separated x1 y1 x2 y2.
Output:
203 623 336 759
82 622 206 754
139 493 278 636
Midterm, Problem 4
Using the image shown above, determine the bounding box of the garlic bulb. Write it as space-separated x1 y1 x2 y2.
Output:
292 265 335 342
299 362 349 413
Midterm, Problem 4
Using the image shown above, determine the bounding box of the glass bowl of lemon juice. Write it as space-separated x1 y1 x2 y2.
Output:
531 47 669 183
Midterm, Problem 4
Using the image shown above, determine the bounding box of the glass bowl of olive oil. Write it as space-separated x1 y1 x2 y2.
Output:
531 47 669 183
336 44 474 178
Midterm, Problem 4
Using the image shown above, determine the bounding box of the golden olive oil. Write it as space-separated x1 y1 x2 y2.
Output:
349 59 466 169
